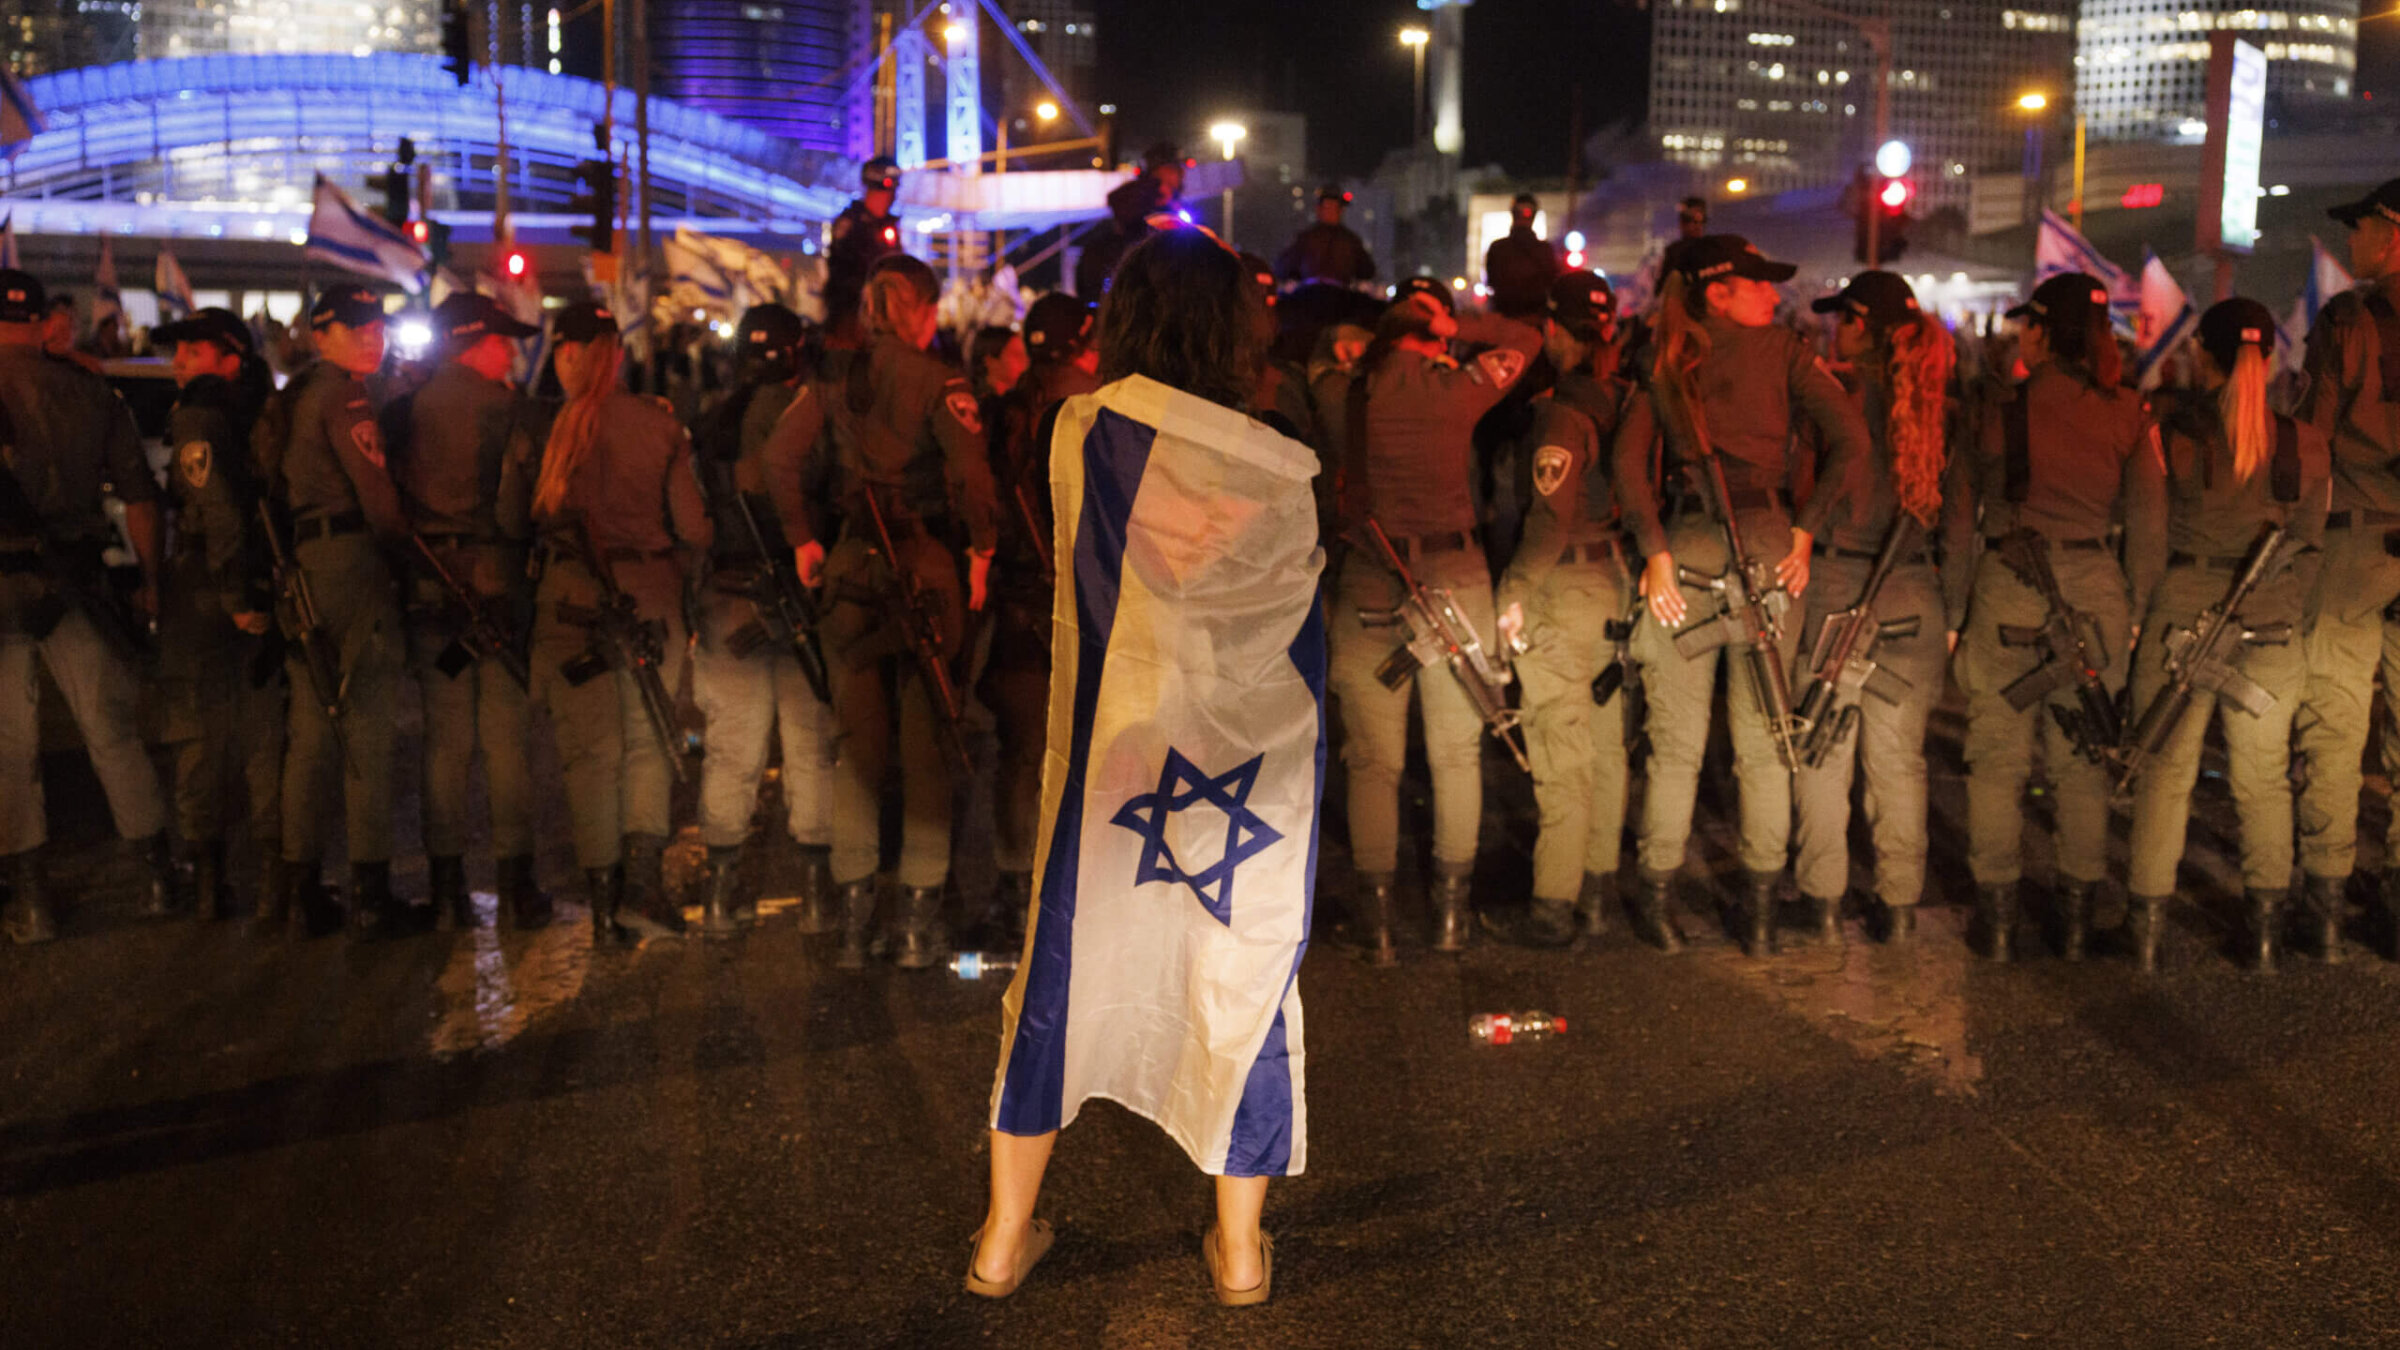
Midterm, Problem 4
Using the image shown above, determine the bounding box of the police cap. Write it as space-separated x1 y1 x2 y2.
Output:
309 286 386 330
2328 178 2400 229
1676 234 1798 285
2006 271 2108 328
1317 182 1352 205
551 300 619 345
1810 270 1920 329
0 269 45 323
153 306 256 357
433 291 541 345
1395 275 1456 315
2196 296 2277 371
1549 270 1615 337
737 303 806 355
862 156 902 192
1023 292 1094 358
1143 142 1184 171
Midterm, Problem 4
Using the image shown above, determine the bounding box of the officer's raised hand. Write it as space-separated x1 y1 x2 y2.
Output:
1775 527 1812 598
1641 550 1686 628
968 547 992 613
794 539 825 589
1497 600 1525 646
233 610 271 636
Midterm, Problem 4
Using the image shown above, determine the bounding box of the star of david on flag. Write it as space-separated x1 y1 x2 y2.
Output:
1111 749 1284 926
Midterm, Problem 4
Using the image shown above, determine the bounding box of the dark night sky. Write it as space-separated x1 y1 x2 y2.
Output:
1088 0 2400 181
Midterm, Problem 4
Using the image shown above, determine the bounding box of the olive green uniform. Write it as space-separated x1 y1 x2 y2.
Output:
1313 311 1543 881
0 346 167 857
502 391 710 870
393 360 538 864
275 362 407 870
157 376 280 862
1790 375 1973 913
1952 362 2164 889
1613 320 1870 882
2126 398 2328 897
765 337 997 893
1496 370 1633 911
2293 284 2400 887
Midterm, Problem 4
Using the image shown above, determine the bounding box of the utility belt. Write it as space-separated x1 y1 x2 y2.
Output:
1984 532 2108 554
539 541 677 569
1813 539 1934 566
1668 488 1789 521
2323 509 2400 531
1376 526 1480 564
291 510 367 544
1554 537 1623 568
415 531 507 550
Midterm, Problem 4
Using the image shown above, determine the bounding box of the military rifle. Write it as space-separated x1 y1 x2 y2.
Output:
1590 594 1642 708
2108 523 2294 796
256 500 353 771
1013 480 1055 582
1358 516 1531 772
1791 514 1925 769
858 485 973 775
556 517 690 784
411 534 530 690
722 491 833 704
1992 527 2122 765
0 400 150 660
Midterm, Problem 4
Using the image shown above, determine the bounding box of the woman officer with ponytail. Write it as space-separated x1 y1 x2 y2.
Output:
1790 273 1971 946
1955 273 2166 962
2123 300 2329 973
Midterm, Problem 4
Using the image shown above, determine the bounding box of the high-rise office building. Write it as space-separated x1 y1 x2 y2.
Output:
1646 0 2074 210
2074 0 2358 142
999 0 1096 122
3 0 143 77
649 0 868 155
140 0 439 59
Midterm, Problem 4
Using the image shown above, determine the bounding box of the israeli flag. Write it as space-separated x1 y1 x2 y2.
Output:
304 175 427 294
0 68 42 159
989 374 1326 1178
2034 209 2138 330
2133 250 2198 389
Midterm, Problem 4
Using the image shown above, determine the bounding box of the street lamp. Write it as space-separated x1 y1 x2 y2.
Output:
1210 121 1246 244
1726 177 1749 194
2016 91 2048 112
1400 27 1429 148
1035 100 1058 123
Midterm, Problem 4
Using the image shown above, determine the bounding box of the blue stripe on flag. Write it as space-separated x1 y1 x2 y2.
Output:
1221 594 1327 1177
994 404 1158 1137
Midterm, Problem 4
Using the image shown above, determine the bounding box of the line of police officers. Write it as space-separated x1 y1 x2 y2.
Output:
9 173 2400 980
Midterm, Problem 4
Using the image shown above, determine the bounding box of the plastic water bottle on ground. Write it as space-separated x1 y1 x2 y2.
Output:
950 951 1018 980
1468 1011 1567 1046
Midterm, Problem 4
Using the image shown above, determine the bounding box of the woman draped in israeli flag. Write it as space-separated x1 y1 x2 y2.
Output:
970 228 1327 1308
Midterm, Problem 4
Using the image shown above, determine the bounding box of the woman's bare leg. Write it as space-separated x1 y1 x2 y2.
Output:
971 1130 1057 1283
1212 1175 1270 1289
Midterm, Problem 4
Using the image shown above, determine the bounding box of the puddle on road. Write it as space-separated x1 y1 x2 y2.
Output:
429 892 596 1057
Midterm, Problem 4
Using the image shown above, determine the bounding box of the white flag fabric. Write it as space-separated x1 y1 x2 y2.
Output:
2304 236 2355 326
2133 250 2198 390
2034 209 2137 329
1 68 42 158
305 175 427 294
153 248 196 319
989 374 1326 1178
665 227 734 319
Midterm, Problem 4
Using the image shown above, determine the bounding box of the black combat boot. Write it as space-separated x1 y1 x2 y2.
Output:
138 832 183 918
497 855 551 930
192 839 232 921
1631 871 1687 954
617 833 685 940
793 845 836 934
254 847 287 929
1578 871 1616 940
1488 896 1580 950
429 855 473 930
349 860 418 940
2127 893 2166 975
2 848 57 945
2304 873 2346 965
1742 871 1780 958
287 860 344 939
892 885 947 970
586 866 627 946
1805 892 1845 948
2248 888 2285 975
701 845 744 938
835 879 878 970
1884 903 1918 943
1352 872 1399 967
1430 865 1473 953
2058 881 2092 963
727 850 759 927
1975 884 2019 963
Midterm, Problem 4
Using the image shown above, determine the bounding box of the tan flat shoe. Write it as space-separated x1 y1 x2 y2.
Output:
1203 1225 1273 1307
964 1218 1054 1298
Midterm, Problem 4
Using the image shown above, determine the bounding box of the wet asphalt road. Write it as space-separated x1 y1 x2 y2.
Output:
9 696 2400 1349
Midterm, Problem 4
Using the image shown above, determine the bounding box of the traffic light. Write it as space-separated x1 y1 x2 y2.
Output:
380 164 410 228
570 158 617 254
1873 175 1913 264
503 249 529 281
441 3 472 85
422 218 452 269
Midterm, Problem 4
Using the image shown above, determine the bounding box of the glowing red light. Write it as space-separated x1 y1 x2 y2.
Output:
408 220 429 244
882 226 898 245
1565 250 1586 269
505 251 528 278
1878 179 1912 211
2120 182 2165 209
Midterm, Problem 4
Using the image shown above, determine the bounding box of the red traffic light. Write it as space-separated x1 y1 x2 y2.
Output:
1878 178 1913 212
504 250 528 279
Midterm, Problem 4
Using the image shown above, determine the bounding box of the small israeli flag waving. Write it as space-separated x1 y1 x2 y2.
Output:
989 373 1326 1178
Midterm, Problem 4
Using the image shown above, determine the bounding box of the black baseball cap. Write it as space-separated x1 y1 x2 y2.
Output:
1549 270 1615 336
1511 193 1540 216
862 156 901 192
2328 178 2400 229
2006 271 2110 327
1143 142 1184 170
1317 182 1352 204
1677 234 1798 285
1811 270 1921 328
551 300 619 344
2197 296 2278 369
153 306 255 357
1023 292 1094 357
309 286 386 329
0 269 46 323
737 303 806 354
1395 275 1456 315
433 291 541 345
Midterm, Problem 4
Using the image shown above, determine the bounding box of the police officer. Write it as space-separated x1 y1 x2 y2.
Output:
1075 143 1185 300
503 300 710 945
1483 194 1562 322
1316 281 1543 959
979 292 1100 941
2127 298 2328 973
1491 271 1633 948
1613 237 1869 957
0 269 172 943
1791 273 1969 946
768 255 997 969
2294 178 2400 961
391 292 548 930
151 306 281 923
690 303 836 937
1954 272 2165 961
826 156 905 344
1277 184 1377 290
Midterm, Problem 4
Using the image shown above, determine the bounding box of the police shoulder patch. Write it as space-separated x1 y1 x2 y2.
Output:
176 439 212 490
1532 444 1574 497
944 387 984 436
1478 347 1528 389
350 419 387 471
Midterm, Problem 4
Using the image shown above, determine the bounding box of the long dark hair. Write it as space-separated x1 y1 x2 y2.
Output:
1095 229 1264 412
2034 302 2122 391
